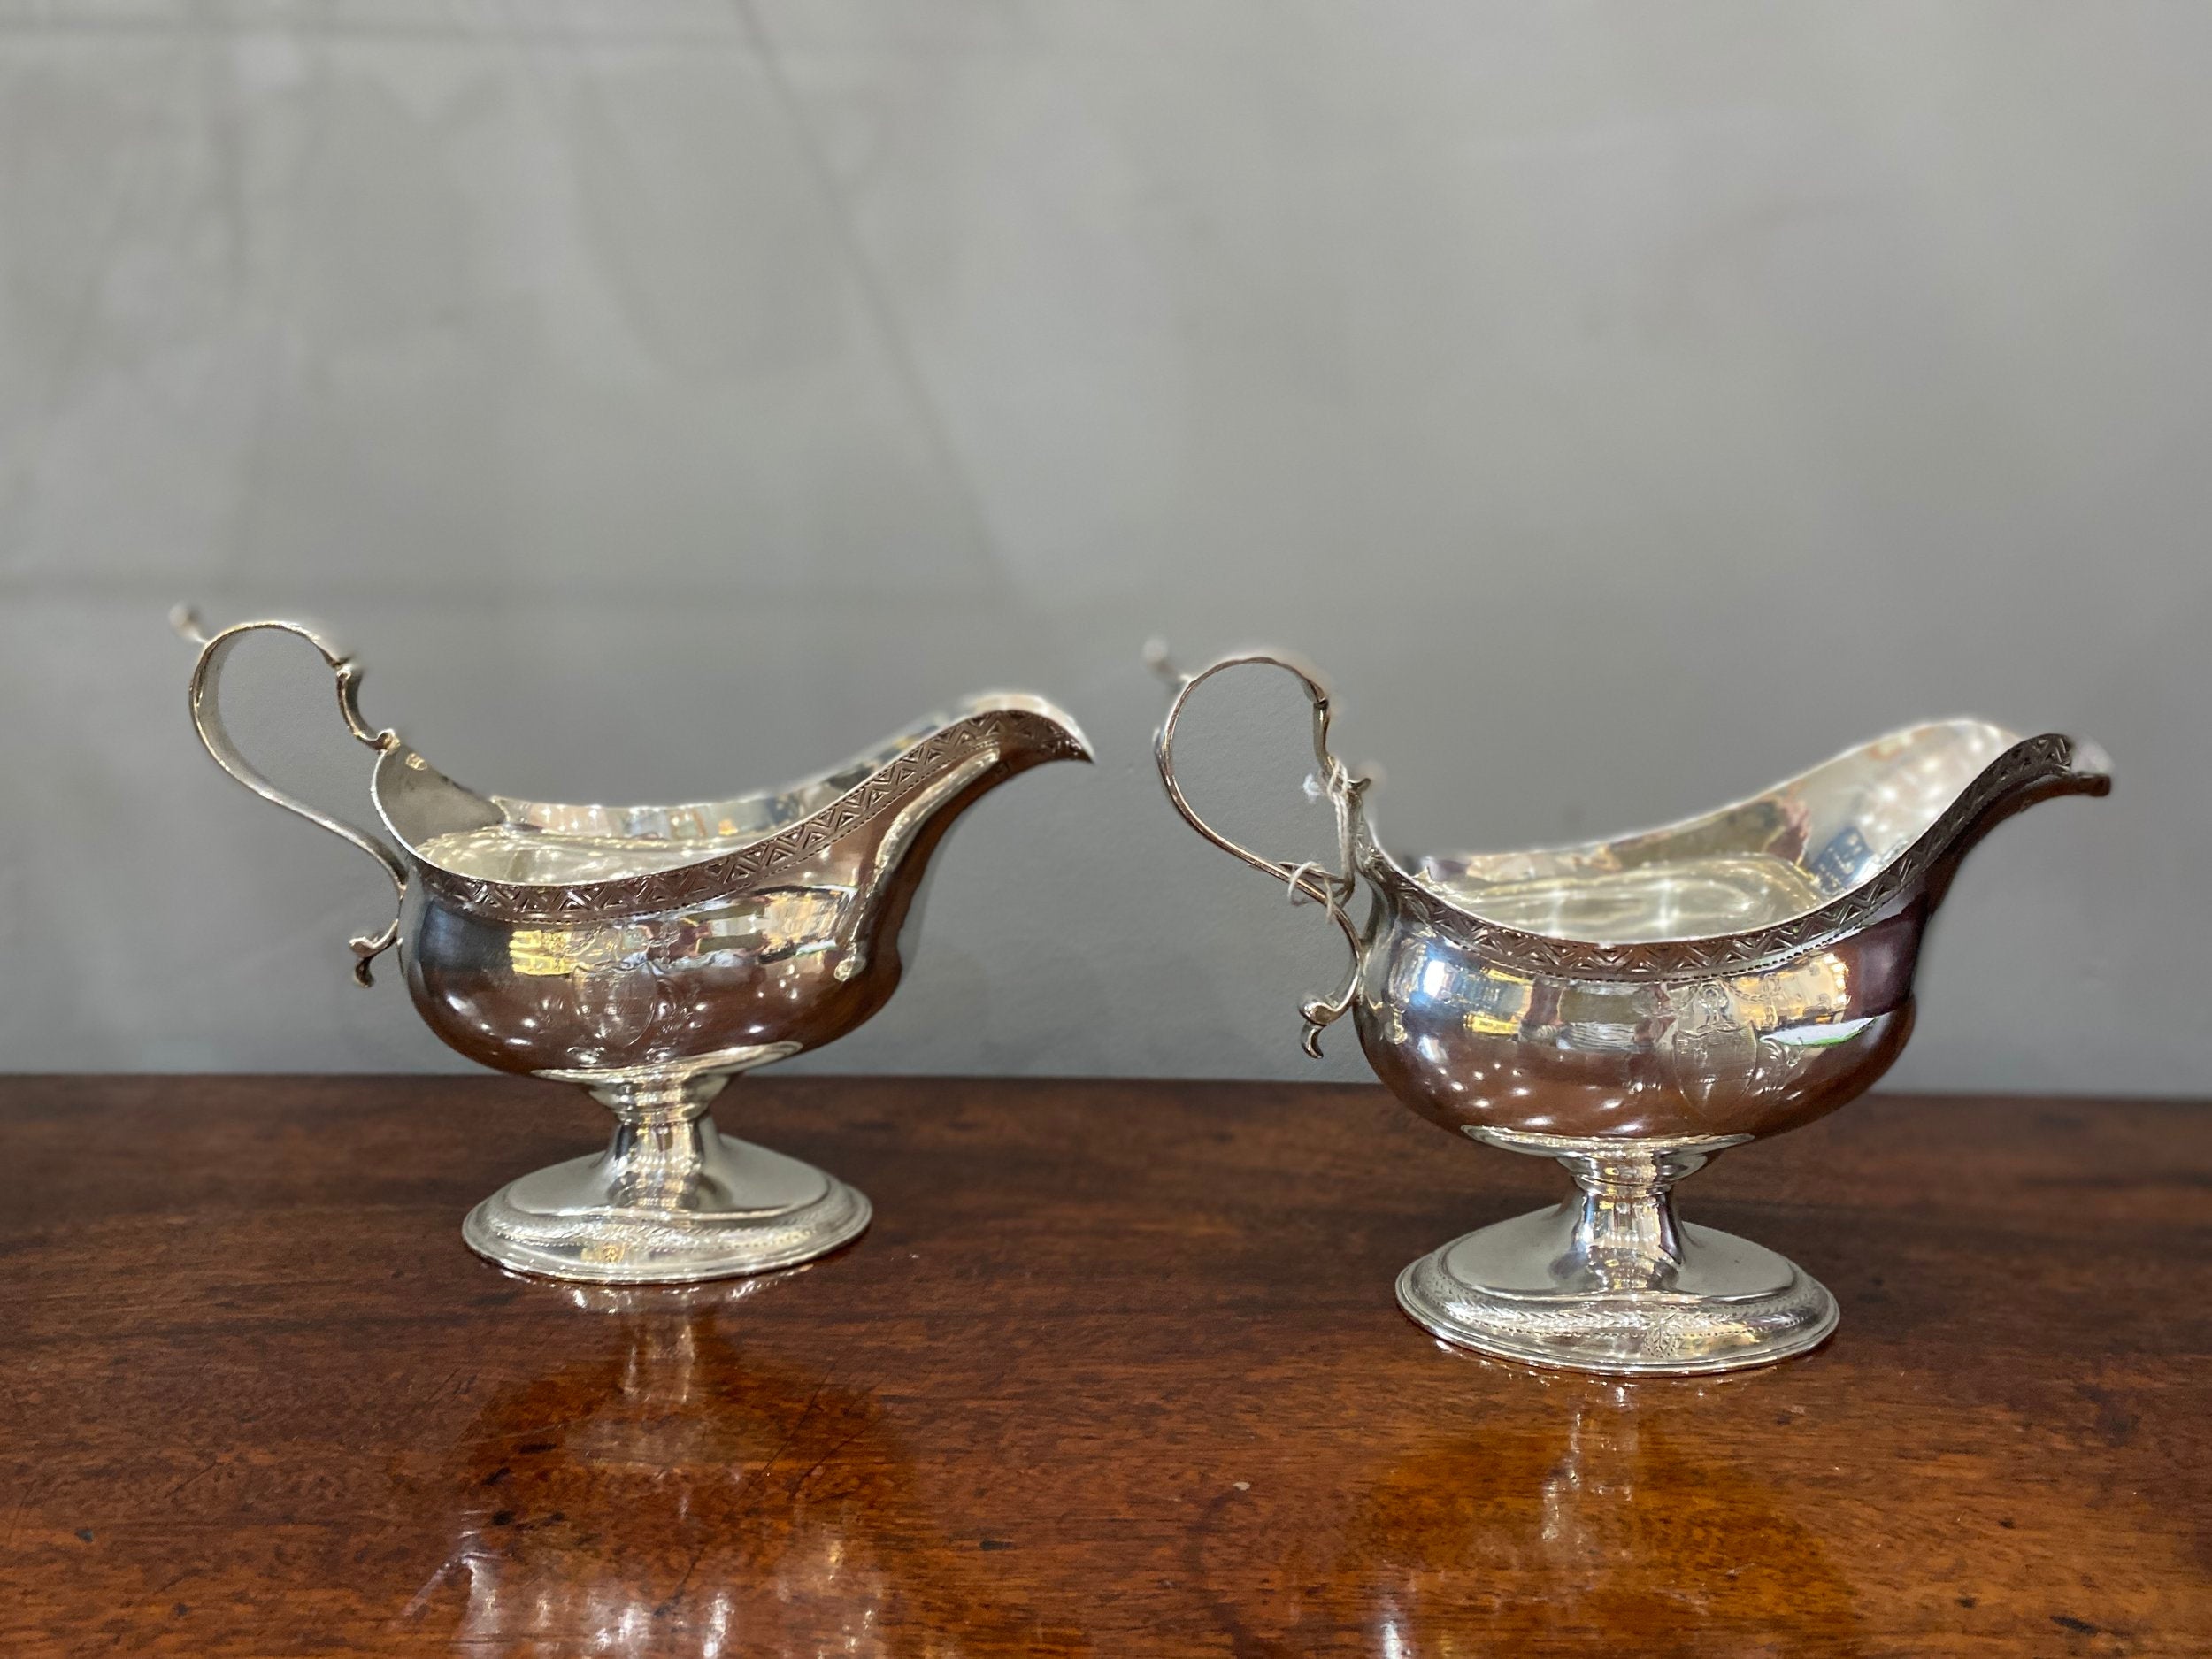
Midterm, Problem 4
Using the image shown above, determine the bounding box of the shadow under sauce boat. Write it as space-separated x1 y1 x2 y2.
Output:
180 612 1090 1284
1156 650 2108 1375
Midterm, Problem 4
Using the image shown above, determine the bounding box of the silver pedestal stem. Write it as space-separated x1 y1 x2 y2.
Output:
590 1073 733 1214
1557 1143 1717 1293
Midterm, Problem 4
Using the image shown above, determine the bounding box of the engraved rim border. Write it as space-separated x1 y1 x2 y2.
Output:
401 709 1085 924
1359 733 2101 983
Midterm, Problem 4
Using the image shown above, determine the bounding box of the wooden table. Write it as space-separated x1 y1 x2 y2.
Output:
3 1077 2206 1655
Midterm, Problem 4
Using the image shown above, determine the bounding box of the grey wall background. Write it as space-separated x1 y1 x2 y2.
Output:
2 1 2204 1093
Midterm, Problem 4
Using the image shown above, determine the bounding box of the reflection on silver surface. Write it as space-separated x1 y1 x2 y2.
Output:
1156 649 2108 1374
181 611 1090 1282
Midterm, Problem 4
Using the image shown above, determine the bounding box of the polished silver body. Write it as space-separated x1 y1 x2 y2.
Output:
1156 650 2109 1374
182 612 1090 1283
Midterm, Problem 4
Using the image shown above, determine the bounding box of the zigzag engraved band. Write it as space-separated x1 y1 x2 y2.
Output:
1367 733 2083 981
415 710 1083 924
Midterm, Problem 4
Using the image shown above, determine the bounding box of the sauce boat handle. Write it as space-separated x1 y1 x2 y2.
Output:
175 610 408 987
1153 649 1366 1058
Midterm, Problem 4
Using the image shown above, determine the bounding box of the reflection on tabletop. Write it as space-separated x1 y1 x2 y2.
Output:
392 1275 1082 1656
1190 1358 1867 1658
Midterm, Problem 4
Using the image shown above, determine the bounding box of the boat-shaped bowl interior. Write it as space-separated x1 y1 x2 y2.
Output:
368 693 1085 887
1406 719 2071 947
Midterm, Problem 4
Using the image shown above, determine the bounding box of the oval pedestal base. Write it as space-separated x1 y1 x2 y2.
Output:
464 1136 871 1285
1397 1205 1839 1376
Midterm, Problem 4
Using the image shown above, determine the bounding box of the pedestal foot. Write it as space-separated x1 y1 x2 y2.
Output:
463 1068 871 1284
1396 1132 1836 1375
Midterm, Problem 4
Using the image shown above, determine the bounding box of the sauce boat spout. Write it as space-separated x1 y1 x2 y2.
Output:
965 693 1096 778
825 692 1094 987
1909 726 2111 917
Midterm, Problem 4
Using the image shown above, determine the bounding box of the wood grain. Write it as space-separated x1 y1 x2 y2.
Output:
1 1076 2205 1655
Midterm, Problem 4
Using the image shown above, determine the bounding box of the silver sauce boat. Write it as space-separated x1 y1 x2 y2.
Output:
1157 650 2109 1374
181 612 1090 1283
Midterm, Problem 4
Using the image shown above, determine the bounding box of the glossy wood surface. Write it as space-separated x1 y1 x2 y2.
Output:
4 1076 2207 1655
